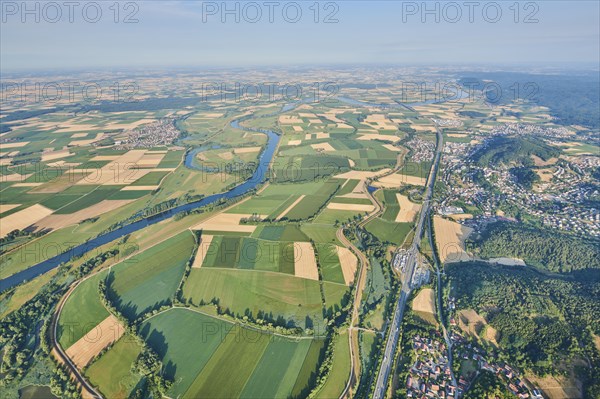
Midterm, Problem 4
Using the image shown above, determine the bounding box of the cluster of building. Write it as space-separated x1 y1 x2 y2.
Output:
489 123 574 139
116 119 180 149
433 119 463 128
406 136 435 163
438 132 599 237
406 335 458 399
449 334 544 399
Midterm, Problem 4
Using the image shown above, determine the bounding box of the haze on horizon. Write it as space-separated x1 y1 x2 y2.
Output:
1 0 599 71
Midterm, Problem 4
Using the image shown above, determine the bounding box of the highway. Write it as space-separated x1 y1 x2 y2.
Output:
372 125 443 399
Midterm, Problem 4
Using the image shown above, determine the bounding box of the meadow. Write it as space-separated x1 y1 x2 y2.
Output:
108 231 195 320
84 336 142 399
182 267 329 329
57 271 109 349
139 308 324 398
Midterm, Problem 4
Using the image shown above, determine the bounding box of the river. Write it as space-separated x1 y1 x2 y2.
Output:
0 119 280 291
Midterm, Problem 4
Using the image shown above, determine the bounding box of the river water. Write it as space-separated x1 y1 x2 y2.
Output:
0 120 280 291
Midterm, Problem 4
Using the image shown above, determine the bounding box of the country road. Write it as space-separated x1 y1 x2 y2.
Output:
372 124 444 399
338 178 383 399
50 281 102 399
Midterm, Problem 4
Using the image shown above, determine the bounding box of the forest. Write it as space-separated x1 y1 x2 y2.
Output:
447 262 600 398
459 72 600 128
469 136 560 167
467 221 600 272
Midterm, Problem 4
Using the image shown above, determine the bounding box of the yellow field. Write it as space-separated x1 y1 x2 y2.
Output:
191 235 214 268
35 200 135 231
11 182 43 187
233 146 261 154
457 309 498 345
412 288 436 316
305 132 329 140
448 213 473 221
374 173 427 188
356 133 397 142
336 246 357 286
0 141 29 149
136 152 166 167
41 149 72 162
433 216 472 263
1 173 32 183
0 204 21 214
535 168 554 182
65 315 125 369
69 133 105 146
395 194 420 223
276 195 306 220
192 213 266 233
0 204 54 237
334 169 391 181
311 143 336 152
527 374 582 399
531 154 558 166
293 242 319 281
327 202 375 212
120 185 159 191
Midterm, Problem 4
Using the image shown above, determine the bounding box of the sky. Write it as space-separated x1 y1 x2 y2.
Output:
1 1 599 71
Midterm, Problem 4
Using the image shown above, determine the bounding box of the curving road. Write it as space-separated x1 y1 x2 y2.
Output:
372 125 443 399
338 179 383 399
50 281 102 399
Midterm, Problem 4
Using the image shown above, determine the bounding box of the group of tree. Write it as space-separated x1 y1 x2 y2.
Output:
468 221 600 272
446 261 600 397
470 136 560 168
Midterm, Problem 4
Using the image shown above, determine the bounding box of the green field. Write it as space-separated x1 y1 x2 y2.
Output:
379 189 400 222
315 208 365 225
139 308 233 398
182 268 327 329
227 180 338 219
108 231 195 320
85 336 142 399
253 224 310 242
317 244 345 284
130 171 169 186
140 308 324 399
315 331 351 399
156 150 184 168
365 218 412 245
58 271 109 349
283 180 341 220
201 236 294 274
53 186 122 214
301 224 341 245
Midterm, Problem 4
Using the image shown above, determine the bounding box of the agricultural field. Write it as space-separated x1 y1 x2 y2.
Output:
314 330 351 399
3 65 595 399
107 231 196 320
182 267 328 329
432 216 473 263
411 288 437 325
57 271 110 349
84 336 142 399
365 217 413 246
139 308 324 398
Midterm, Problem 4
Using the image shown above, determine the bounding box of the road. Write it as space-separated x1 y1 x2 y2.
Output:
50 281 102 399
338 178 384 399
372 125 443 399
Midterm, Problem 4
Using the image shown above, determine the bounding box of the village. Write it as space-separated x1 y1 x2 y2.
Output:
405 331 545 399
438 124 599 238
